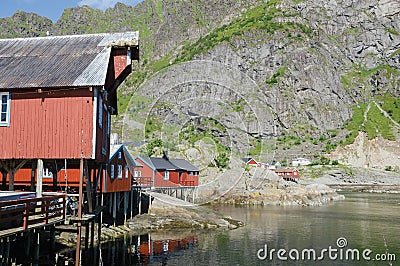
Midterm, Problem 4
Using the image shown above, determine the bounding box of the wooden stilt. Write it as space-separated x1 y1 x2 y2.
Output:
30 162 36 192
1 170 6 191
130 189 133 219
84 161 93 213
75 158 84 266
34 232 40 264
0 239 3 266
123 191 128 224
138 189 142 215
25 232 31 257
36 159 43 197
113 192 117 226
4 238 10 261
52 161 58 190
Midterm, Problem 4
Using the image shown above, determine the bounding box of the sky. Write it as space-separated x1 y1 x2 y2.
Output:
0 0 143 22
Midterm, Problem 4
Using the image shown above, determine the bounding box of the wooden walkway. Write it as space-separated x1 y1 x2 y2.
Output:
0 193 66 238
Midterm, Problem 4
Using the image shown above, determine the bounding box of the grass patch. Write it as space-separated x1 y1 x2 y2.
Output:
266 67 287 85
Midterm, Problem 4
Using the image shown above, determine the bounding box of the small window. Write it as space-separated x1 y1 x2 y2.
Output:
125 166 129 179
0 92 10 126
98 96 103 128
164 170 169 180
117 165 122 179
110 165 114 180
118 152 122 160
134 170 141 178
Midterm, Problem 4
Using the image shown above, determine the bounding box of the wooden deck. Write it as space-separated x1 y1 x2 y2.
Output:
0 193 66 238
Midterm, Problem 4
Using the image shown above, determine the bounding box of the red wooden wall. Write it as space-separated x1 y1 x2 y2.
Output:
0 89 94 159
103 151 131 193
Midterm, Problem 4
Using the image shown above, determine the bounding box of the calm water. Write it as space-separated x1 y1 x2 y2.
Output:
63 192 400 265
95 192 400 266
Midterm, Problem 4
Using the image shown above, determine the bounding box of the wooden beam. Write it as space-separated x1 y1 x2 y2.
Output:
76 158 84 266
84 161 93 213
36 159 43 197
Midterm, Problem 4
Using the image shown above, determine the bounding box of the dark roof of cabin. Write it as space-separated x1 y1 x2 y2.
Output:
169 159 199 172
241 157 253 163
149 157 179 170
0 32 138 89
136 156 199 172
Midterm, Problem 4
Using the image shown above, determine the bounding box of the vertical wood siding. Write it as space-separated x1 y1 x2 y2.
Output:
0 89 94 159
103 151 131 193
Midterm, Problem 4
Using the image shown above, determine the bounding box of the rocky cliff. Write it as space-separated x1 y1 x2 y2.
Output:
0 0 399 169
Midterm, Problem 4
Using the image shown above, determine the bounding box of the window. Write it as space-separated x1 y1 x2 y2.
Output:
0 92 10 126
164 170 169 180
118 152 122 160
110 165 114 180
134 170 141 178
125 166 129 179
117 165 122 179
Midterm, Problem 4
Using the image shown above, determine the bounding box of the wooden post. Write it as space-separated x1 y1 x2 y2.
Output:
25 232 31 257
30 162 36 192
130 189 133 219
75 158 84 266
113 192 117 226
124 191 128 224
1 169 7 190
4 237 10 262
0 239 3 266
138 189 142 215
33 232 40 265
84 161 93 213
36 159 43 198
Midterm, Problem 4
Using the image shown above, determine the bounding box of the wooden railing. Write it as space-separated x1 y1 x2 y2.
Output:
0 194 66 232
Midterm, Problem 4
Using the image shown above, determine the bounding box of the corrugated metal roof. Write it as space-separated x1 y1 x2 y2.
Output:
0 32 139 89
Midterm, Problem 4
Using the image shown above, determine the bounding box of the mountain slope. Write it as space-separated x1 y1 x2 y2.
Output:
0 0 399 168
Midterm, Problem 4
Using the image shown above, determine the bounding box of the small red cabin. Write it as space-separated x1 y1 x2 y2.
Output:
134 155 199 188
241 157 258 166
273 168 300 182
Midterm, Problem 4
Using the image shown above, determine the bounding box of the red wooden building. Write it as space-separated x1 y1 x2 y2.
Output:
134 154 199 188
0 32 139 205
273 168 300 182
241 157 258 166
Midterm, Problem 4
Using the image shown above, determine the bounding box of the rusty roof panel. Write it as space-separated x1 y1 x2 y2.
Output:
0 32 139 89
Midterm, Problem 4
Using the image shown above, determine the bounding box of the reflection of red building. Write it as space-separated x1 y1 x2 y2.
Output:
139 235 199 257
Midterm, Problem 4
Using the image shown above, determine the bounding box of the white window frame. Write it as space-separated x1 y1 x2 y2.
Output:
0 92 11 126
134 170 141 178
164 170 169 180
125 166 129 179
117 165 123 179
110 164 114 180
118 151 122 160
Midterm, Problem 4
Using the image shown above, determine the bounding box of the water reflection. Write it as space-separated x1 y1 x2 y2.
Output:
100 232 198 265
9 192 400 265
